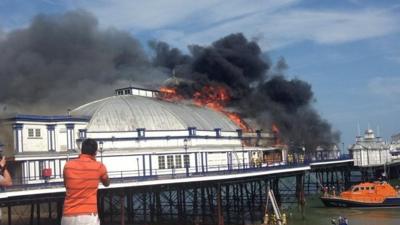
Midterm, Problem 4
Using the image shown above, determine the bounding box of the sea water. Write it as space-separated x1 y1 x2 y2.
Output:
287 195 400 225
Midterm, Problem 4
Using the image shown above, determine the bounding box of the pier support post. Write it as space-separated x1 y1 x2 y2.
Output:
217 183 224 225
120 191 125 225
296 173 305 219
36 203 41 225
48 201 52 219
30 204 34 225
7 205 11 225
272 178 280 206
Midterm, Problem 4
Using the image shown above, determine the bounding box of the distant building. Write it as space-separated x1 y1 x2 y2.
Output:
390 132 400 159
392 133 400 143
349 129 391 167
313 145 341 161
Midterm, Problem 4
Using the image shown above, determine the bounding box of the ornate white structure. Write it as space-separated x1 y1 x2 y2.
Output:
349 129 391 167
0 87 286 184
390 132 400 160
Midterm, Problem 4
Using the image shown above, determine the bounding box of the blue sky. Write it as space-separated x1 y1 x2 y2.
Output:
1 0 399 149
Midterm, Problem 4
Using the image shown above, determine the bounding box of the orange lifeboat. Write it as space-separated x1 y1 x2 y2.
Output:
320 182 400 207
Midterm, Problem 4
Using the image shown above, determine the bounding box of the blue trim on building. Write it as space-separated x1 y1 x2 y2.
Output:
20 127 24 152
142 155 146 176
80 135 242 143
214 128 221 137
5 114 90 122
15 129 19 153
188 127 197 136
236 129 243 137
195 152 198 173
78 129 87 139
137 128 146 138
47 125 56 151
205 152 208 172
46 125 56 130
13 123 24 129
13 123 23 153
149 155 152 176
115 86 159 93
65 124 75 129
201 152 204 173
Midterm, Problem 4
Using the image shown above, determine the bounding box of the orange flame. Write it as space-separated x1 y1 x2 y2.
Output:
159 84 251 131
226 112 251 131
159 86 184 102
193 85 251 131
193 85 230 110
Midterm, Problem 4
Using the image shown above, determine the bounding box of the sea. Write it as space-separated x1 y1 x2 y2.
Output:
287 195 400 225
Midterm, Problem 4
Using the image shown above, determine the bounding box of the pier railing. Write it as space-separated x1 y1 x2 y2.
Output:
0 156 351 193
305 154 352 164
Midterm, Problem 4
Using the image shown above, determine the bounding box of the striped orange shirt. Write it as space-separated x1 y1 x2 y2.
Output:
63 154 108 216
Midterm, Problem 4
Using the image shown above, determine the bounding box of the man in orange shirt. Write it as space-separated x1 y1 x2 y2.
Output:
0 156 12 187
61 138 110 225
0 155 13 223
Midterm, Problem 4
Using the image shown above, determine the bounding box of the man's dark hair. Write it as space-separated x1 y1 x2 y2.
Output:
81 139 98 155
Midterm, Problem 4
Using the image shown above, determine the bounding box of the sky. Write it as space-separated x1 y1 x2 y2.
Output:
0 0 399 149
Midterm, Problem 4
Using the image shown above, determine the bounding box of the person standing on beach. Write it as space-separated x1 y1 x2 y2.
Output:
61 138 110 225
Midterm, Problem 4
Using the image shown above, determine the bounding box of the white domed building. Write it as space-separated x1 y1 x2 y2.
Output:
0 87 285 184
349 129 391 167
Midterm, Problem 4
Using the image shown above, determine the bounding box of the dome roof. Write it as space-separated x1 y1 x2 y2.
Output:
71 95 240 132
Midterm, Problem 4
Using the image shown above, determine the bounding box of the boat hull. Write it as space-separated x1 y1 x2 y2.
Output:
320 196 400 207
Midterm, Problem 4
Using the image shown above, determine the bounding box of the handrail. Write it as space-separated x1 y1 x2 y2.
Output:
3 156 352 193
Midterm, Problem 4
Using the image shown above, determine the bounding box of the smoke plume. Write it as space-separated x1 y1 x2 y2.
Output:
0 10 165 115
151 33 340 150
0 10 340 150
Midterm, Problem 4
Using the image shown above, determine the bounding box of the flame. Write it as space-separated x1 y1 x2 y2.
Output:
226 112 250 131
193 85 230 110
159 84 251 131
193 85 251 131
159 86 184 102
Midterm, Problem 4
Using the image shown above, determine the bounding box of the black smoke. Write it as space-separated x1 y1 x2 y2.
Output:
151 33 340 150
0 10 340 150
0 10 165 115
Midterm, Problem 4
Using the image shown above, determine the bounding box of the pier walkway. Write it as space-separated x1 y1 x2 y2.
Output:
0 155 352 203
0 155 353 225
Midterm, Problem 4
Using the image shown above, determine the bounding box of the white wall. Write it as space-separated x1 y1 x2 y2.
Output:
352 149 391 166
23 123 48 152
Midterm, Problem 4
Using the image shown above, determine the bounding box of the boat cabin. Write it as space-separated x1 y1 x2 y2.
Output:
340 182 398 202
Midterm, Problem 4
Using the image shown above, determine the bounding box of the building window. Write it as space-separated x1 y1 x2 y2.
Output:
175 155 182 168
28 129 34 138
158 156 165 169
167 155 174 169
184 155 190 167
35 129 41 137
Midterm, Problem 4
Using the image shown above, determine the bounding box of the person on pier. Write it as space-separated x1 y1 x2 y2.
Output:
0 155 13 223
0 156 12 188
61 138 110 225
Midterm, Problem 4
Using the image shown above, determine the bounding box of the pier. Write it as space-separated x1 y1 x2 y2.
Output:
0 154 357 225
